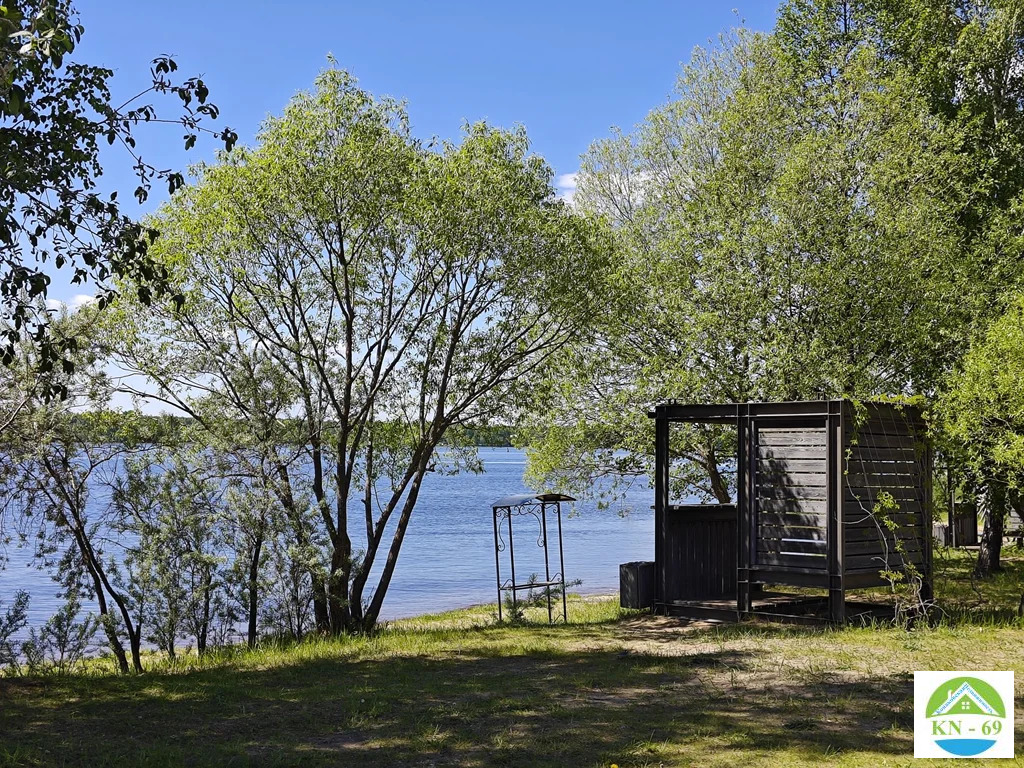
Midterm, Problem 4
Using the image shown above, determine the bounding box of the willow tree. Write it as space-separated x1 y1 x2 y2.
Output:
111 69 608 633
525 26 965 502
0 308 154 673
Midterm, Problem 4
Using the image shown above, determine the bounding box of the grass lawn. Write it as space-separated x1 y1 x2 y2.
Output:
3 548 1024 767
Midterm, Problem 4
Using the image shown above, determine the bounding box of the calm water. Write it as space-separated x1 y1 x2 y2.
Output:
1 448 654 636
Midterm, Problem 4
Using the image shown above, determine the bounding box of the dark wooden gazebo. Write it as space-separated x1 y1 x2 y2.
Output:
650 399 932 623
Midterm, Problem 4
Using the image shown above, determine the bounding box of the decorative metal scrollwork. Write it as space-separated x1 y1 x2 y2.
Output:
491 497 570 625
494 504 548 548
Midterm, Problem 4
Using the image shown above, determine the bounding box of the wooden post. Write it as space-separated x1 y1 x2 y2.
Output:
737 405 752 616
827 401 845 624
654 409 669 611
922 440 934 602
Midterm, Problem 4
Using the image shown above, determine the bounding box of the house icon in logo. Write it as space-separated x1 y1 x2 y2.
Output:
931 681 1000 718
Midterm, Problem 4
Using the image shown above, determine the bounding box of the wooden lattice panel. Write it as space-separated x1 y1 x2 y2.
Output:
755 426 828 570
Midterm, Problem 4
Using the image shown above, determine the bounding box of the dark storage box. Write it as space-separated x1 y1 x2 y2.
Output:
620 561 655 609
953 511 979 546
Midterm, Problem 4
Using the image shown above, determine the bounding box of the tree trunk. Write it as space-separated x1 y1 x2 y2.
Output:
350 442 433 629
976 478 1007 577
328 544 350 634
66 496 140 672
93 583 129 674
197 566 212 655
91 559 142 673
704 443 731 504
361 462 431 630
290 562 304 641
165 628 176 661
311 576 330 633
272 459 330 633
247 532 263 648
69 515 128 673
329 449 353 635
349 436 375 628
128 624 143 673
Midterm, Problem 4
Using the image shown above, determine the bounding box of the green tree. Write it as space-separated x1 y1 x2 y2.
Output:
20 592 97 674
2 309 153 672
113 447 227 656
0 589 28 670
526 27 964 500
0 0 236 387
937 292 1024 574
778 0 1024 320
777 0 1024 571
111 68 609 633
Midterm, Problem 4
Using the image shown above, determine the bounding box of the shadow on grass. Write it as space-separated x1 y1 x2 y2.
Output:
12 552 1021 767
0 631 918 768
617 546 1024 634
929 546 1024 627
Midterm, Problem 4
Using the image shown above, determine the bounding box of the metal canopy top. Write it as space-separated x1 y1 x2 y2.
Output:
491 492 576 509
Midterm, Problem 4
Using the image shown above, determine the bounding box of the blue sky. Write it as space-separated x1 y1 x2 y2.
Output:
54 0 780 305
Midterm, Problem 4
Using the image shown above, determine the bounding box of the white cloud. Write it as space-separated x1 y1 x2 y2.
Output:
45 293 96 312
555 172 578 204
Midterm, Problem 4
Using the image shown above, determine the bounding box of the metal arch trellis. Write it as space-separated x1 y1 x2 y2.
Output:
491 493 574 624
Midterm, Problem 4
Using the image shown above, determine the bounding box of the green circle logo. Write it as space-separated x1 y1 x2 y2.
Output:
925 676 1007 757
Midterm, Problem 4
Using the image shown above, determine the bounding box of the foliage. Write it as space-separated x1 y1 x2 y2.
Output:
19 592 97 674
109 66 610 633
934 290 1024 574
938 292 1024 479
526 23 965 501
1 322 327 669
5 323 147 672
0 0 236 388
775 0 1024 575
10 0 1024 660
777 0 1024 323
113 449 229 657
0 589 28 669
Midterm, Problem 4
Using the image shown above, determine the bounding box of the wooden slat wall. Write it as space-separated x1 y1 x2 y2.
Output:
842 404 928 573
755 427 828 571
664 507 737 600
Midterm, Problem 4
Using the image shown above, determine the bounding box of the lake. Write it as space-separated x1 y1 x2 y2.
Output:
0 448 654 636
